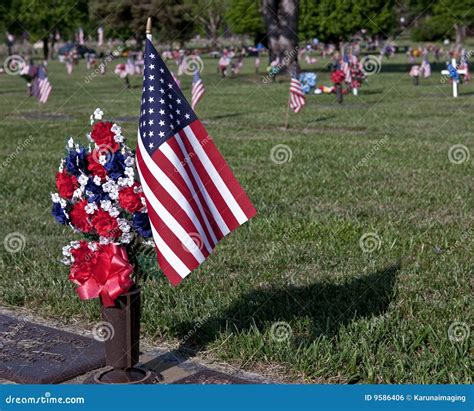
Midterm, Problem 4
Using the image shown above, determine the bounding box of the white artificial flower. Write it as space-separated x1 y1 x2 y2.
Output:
93 175 102 185
109 207 120 218
124 156 134 167
99 236 111 245
109 190 119 200
98 155 108 166
62 245 72 256
114 134 124 143
70 241 81 249
51 193 61 203
86 132 93 142
133 185 142 194
124 167 134 178
140 197 147 211
102 180 116 193
119 232 132 244
90 114 94 125
118 218 130 233
93 108 104 120
85 202 98 214
75 144 81 152
58 159 65 173
59 199 67 209
143 238 155 247
111 124 122 135
117 177 128 187
78 174 88 186
67 137 74 148
61 257 72 266
88 242 98 252
100 200 112 211
73 187 84 199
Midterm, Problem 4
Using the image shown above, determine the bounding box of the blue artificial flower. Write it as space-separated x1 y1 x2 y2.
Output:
65 146 87 176
133 212 152 238
85 179 109 203
52 202 69 225
104 151 126 180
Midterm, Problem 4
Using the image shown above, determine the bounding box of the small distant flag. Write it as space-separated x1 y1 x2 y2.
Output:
289 77 305 113
191 71 205 110
136 39 256 286
32 66 52 104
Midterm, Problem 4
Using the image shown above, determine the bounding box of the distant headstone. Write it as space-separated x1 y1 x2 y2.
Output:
0 314 105 383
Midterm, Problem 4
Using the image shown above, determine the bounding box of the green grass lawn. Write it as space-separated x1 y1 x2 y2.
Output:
0 53 472 383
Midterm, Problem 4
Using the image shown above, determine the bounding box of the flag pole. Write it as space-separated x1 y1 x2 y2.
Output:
146 17 152 41
284 94 290 130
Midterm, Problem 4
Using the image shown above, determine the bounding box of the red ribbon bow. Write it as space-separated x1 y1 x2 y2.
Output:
69 243 134 307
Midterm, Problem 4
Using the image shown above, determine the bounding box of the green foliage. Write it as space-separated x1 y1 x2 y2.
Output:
410 15 453 41
225 0 264 36
300 0 396 42
9 0 87 41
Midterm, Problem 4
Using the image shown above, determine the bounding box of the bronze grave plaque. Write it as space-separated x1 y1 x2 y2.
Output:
0 314 105 383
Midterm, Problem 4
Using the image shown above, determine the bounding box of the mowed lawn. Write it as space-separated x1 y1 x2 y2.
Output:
0 52 472 384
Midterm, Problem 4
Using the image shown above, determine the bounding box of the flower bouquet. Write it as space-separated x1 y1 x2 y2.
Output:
51 108 154 307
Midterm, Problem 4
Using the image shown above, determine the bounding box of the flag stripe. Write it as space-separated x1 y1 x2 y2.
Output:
178 130 241 231
172 134 231 236
136 159 207 265
188 120 256 220
137 136 215 253
183 124 249 225
159 141 222 244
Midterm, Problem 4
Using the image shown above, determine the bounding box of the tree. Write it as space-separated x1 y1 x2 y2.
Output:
262 0 300 69
226 0 265 41
151 0 194 47
185 0 228 47
432 0 474 44
313 0 396 43
11 0 87 60
89 0 152 47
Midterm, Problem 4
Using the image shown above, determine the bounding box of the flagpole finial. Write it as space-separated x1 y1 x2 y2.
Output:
146 17 152 35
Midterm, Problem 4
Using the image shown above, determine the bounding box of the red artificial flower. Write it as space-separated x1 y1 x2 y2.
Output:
70 199 93 233
56 171 78 199
69 241 97 283
92 209 120 238
90 121 119 152
331 69 346 85
86 153 107 180
118 184 143 213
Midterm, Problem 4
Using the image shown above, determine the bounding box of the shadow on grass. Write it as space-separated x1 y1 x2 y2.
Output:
173 263 400 355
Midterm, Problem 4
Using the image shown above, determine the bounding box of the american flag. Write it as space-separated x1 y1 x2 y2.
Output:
136 39 256 285
32 66 52 103
191 71 205 110
289 77 306 113
341 60 352 83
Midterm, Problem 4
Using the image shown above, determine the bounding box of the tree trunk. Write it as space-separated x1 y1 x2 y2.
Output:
262 0 300 73
43 37 49 61
262 0 281 63
454 24 465 45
